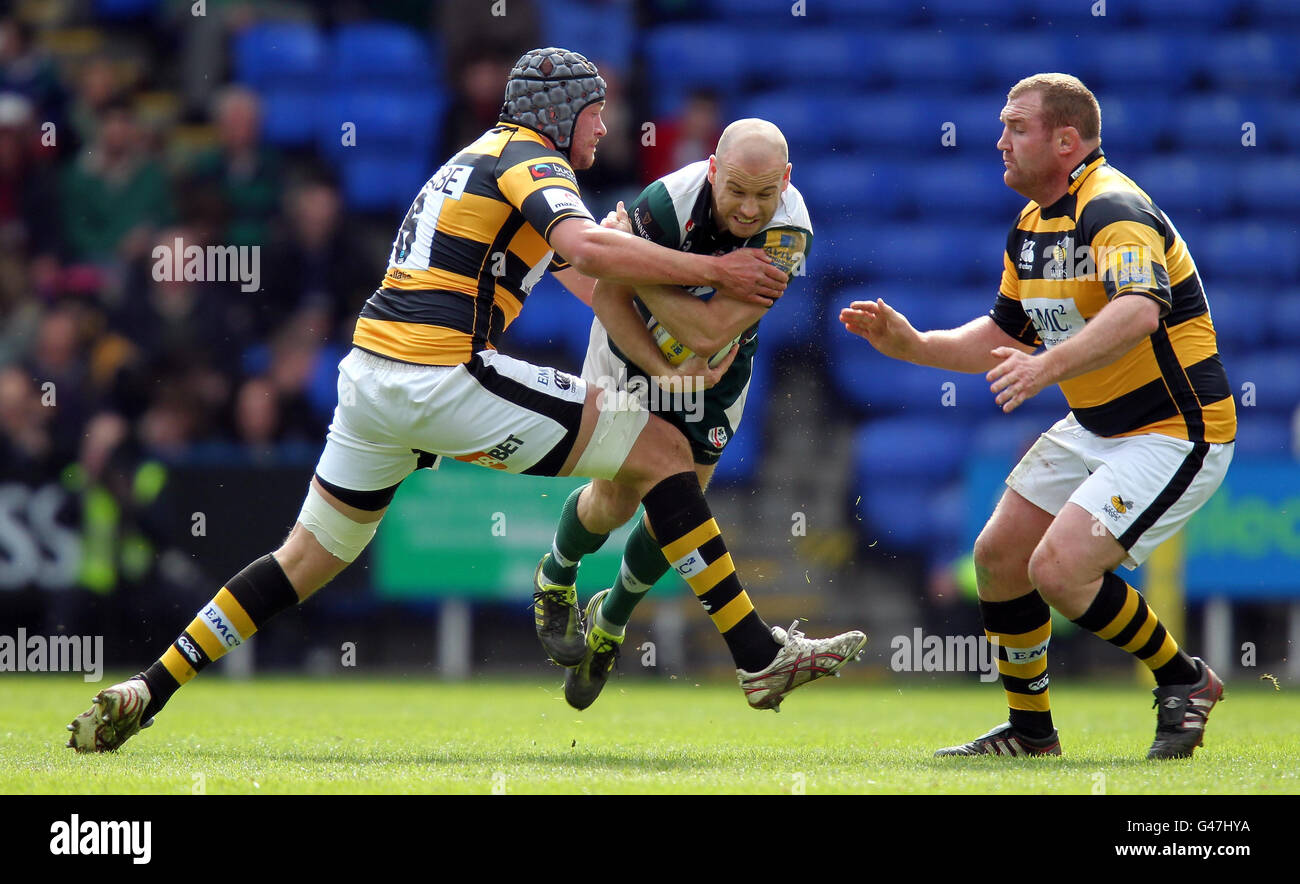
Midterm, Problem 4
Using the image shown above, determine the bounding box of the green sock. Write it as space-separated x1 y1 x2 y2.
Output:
599 516 669 630
542 485 608 586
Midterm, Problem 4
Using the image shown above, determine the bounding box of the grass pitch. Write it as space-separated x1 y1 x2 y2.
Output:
3 673 1296 795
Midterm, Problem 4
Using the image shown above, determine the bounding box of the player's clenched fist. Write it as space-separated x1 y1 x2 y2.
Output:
712 248 785 305
840 298 922 362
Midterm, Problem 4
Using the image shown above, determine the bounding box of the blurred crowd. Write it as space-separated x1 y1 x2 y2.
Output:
0 1 680 495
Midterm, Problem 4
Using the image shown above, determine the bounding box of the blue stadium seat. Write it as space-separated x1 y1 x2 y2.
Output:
878 33 977 90
1201 224 1300 284
319 90 444 159
543 0 634 65
854 416 969 483
1274 291 1300 345
761 30 888 89
909 159 1023 224
940 95 1011 156
844 96 943 154
757 279 826 356
812 220 877 282
645 27 746 110
1126 157 1235 219
1083 33 1202 92
1231 414 1293 456
1231 351 1300 416
711 357 770 486
331 23 438 88
972 415 1045 459
920 0 1027 25
862 223 1005 285
1131 0 1243 26
94 0 160 17
982 33 1071 88
1092 93 1175 156
736 91 851 155
706 0 828 20
795 158 908 219
819 0 918 23
854 478 937 550
1237 158 1300 218
340 151 433 212
1169 96 1261 154
259 86 322 146
1020 0 1113 24
1205 33 1299 95
233 22 326 89
1267 99 1300 153
499 274 594 364
1209 288 1269 353
1245 0 1300 25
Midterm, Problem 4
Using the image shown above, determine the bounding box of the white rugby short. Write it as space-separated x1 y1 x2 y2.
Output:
313 348 647 500
1007 412 1233 569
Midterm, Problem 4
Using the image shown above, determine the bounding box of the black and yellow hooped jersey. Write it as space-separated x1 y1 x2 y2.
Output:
353 123 594 365
989 147 1235 444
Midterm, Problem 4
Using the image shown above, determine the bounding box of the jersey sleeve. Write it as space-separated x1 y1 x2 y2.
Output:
627 180 681 248
990 225 1040 346
1079 190 1173 316
497 156 594 242
743 226 811 279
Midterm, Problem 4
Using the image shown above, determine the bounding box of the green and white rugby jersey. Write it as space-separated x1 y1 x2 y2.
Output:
588 160 812 464
618 159 814 369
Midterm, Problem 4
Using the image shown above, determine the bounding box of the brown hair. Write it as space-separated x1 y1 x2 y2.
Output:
1008 73 1101 142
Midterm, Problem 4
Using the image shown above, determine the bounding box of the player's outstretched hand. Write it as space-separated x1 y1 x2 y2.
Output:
840 298 921 362
713 249 784 306
987 346 1050 413
676 345 738 392
600 200 632 234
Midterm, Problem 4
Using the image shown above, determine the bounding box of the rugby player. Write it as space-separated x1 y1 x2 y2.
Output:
531 120 857 711
65 49 861 752
841 74 1233 760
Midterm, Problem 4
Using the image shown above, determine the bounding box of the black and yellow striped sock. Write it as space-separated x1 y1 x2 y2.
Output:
137 555 300 720
641 472 778 672
980 592 1054 739
1072 571 1199 685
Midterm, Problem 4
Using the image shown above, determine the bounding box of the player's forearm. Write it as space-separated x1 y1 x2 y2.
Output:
567 227 719 289
634 284 763 356
914 317 1032 373
591 280 677 377
1036 295 1160 385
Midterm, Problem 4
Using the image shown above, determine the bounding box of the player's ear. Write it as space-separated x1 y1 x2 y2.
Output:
1058 126 1079 154
707 155 717 184
781 162 792 192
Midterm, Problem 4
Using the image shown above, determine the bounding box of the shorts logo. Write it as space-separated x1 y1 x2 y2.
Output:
456 433 526 470
707 427 728 449
199 603 242 648
553 371 573 391
1103 494 1135 520
176 635 201 664
528 162 577 184
1005 638 1049 664
1028 675 1050 692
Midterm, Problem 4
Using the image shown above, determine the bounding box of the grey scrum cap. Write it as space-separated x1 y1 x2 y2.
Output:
499 48 605 154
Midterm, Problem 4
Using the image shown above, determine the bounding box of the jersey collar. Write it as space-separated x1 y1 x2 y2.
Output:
1066 146 1106 196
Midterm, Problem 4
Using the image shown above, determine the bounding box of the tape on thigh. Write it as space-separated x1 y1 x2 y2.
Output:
570 399 650 480
296 484 380 563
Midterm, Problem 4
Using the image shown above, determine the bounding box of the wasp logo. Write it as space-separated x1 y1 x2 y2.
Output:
1110 495 1134 514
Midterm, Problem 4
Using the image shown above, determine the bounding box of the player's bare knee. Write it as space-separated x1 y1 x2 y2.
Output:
1026 542 1068 605
616 416 691 494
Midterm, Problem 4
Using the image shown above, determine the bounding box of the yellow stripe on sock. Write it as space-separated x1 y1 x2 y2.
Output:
1096 587 1141 641
1143 632 1180 669
711 592 754 634
996 654 1048 678
160 646 196 684
215 587 257 639
1007 689 1052 712
661 519 720 565
997 621 1052 649
1121 608 1159 654
187 617 226 660
685 553 735 597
